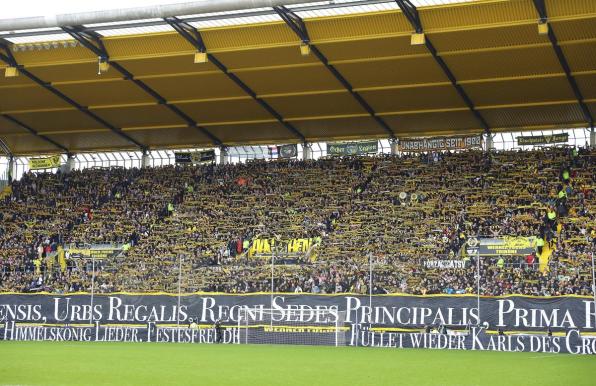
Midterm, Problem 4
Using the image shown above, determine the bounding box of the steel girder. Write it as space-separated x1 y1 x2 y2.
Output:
165 16 307 144
63 26 225 148
394 0 490 134
274 6 397 140
0 41 71 153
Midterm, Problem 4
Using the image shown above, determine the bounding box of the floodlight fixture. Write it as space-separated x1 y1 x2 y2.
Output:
299 42 310 56
538 21 549 35
411 32 425 45
194 51 208 63
5 66 18 77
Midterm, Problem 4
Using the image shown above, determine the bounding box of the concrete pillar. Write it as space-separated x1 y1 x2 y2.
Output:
63 155 75 173
485 133 495 151
219 148 228 165
141 151 150 168
8 156 14 182
591 127 595 149
303 143 312 160
390 139 399 155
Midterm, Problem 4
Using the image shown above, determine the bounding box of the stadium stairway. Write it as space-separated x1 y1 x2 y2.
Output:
538 238 555 273
0 184 11 200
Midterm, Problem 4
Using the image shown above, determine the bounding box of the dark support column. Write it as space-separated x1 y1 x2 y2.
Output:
8 155 14 182
219 147 228 165
141 150 150 169
62 154 75 174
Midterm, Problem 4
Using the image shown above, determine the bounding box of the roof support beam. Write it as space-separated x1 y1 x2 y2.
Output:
533 0 548 23
396 0 422 34
274 6 396 140
532 0 594 129
394 0 490 134
164 17 307 144
62 26 224 148
0 39 17 67
0 39 145 151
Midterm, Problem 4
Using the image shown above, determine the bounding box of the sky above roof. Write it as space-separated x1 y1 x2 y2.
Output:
1 0 472 20
2 0 188 19
1 0 475 44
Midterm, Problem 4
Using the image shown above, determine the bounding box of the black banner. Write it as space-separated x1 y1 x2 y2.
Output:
517 133 568 146
1 321 595 354
327 141 378 156
1 293 595 353
198 150 216 163
175 150 216 164
423 260 467 269
353 327 596 354
174 153 192 163
277 144 297 159
1 293 594 331
66 246 122 259
398 135 482 152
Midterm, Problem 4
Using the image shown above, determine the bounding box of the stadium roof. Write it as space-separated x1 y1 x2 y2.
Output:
0 0 595 155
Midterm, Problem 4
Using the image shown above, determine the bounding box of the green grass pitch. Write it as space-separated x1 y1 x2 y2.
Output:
1 342 595 386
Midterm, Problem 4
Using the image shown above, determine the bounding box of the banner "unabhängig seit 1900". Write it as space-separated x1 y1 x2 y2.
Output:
398 135 482 152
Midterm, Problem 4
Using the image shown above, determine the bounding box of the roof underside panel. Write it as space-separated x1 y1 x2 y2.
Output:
141 73 249 101
359 85 468 112
292 116 386 141
207 121 294 144
1 0 595 154
266 92 366 118
382 110 481 136
94 104 182 129
462 77 577 107
2 133 60 154
7 110 106 133
235 64 344 95
440 46 564 81
46 131 137 152
0 115 30 135
178 99 275 124
0 85 71 112
562 40 596 72
18 62 123 83
126 127 212 148
482 103 587 130
576 73 596 100
333 56 447 88
55 80 157 107
588 102 596 120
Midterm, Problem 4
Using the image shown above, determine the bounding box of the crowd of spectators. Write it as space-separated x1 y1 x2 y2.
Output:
0 146 594 296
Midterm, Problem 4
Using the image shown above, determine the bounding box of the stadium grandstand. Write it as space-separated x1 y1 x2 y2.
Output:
0 0 595 385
